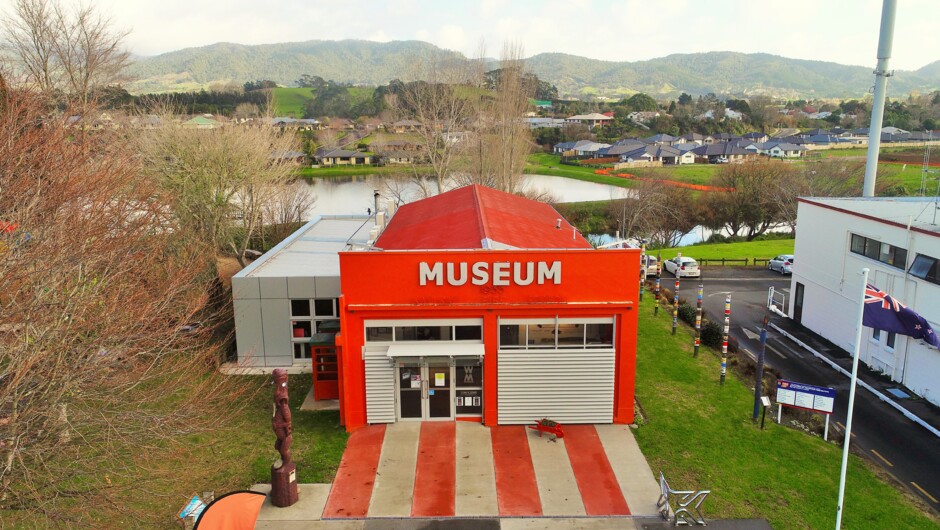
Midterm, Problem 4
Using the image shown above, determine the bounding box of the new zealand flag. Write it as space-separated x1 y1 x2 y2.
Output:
863 284 940 348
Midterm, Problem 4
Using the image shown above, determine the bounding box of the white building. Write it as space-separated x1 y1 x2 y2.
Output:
789 197 940 405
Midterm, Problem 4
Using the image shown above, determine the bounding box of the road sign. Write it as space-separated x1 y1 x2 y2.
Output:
776 379 835 414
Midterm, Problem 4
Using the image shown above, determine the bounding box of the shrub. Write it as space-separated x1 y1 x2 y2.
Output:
701 320 724 348
677 303 696 326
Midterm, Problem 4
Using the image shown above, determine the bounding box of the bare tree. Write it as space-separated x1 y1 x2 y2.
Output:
0 90 249 524
389 54 480 194
462 42 534 194
2 0 130 108
138 113 302 266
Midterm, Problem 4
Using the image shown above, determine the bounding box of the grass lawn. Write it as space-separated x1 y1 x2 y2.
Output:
272 87 315 117
631 164 720 186
634 296 937 528
655 239 795 261
526 153 632 188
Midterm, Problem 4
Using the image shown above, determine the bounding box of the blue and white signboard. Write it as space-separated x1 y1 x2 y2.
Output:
178 494 206 520
776 379 835 415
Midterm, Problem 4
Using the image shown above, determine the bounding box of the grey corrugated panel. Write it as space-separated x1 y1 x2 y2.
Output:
365 347 395 423
497 348 615 424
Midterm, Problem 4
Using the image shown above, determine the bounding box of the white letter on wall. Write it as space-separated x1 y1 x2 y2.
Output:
471 262 490 285
447 262 468 286
537 261 562 285
492 262 510 286
419 262 443 286
513 262 534 285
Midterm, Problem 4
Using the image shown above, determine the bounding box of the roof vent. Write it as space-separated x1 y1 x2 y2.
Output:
556 219 562 230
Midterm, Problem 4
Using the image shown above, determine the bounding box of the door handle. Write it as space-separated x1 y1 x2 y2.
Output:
422 380 428 399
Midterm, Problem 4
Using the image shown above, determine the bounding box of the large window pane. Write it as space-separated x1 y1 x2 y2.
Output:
499 325 524 347
864 239 880 260
910 254 939 284
455 325 482 340
527 324 556 347
850 234 866 254
314 299 335 317
556 323 584 346
586 324 614 345
366 327 393 342
290 299 310 317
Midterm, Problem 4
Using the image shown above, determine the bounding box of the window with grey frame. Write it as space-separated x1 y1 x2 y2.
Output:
849 233 907 270
909 254 939 285
290 298 339 359
498 320 614 349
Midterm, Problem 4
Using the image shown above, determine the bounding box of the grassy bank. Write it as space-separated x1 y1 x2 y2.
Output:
634 295 937 528
525 153 632 188
272 87 314 117
656 238 795 261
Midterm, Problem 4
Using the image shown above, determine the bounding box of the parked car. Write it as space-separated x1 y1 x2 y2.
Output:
663 256 700 278
768 254 794 274
642 255 660 277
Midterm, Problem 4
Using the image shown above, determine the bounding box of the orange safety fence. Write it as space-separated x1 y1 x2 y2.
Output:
594 168 735 192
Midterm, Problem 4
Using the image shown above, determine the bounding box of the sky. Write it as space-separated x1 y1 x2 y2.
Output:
3 0 939 71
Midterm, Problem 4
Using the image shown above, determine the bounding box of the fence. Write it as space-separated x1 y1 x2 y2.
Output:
693 257 772 267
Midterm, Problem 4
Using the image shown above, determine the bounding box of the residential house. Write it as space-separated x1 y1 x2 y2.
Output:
679 132 713 145
273 117 320 131
742 132 769 144
553 139 610 156
526 117 567 129
314 148 373 166
691 143 754 163
644 133 678 146
390 119 422 133
758 141 807 158
627 111 660 124
565 113 614 130
711 132 741 142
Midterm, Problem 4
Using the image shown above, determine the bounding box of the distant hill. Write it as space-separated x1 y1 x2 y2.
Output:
127 39 940 99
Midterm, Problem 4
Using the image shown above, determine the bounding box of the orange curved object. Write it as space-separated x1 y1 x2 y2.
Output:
194 491 266 530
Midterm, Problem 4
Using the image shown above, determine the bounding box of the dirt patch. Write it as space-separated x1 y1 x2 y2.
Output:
879 148 940 165
217 256 245 288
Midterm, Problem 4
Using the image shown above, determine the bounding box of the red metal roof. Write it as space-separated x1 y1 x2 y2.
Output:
374 185 592 250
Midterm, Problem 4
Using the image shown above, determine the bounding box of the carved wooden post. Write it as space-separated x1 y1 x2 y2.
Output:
271 368 299 507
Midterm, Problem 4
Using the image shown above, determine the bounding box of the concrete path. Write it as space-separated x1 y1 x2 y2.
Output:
257 422 667 528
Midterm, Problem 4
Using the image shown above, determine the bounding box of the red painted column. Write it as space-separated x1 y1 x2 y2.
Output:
483 312 499 426
613 308 637 424
340 305 367 431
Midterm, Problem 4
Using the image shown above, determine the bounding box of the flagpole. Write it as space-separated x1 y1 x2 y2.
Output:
836 267 869 530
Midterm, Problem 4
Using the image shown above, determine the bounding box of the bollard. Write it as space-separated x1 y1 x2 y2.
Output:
720 296 731 385
654 276 661 316
672 277 680 335
694 284 703 357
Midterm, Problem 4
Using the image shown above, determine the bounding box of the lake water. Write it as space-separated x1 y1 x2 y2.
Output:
295 174 747 247
298 174 630 217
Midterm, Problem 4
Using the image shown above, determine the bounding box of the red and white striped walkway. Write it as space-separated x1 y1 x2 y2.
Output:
322 422 661 519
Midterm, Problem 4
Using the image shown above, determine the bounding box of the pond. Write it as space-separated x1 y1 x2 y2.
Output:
293 173 750 247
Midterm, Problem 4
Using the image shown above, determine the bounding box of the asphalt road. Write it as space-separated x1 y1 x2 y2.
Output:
658 265 940 515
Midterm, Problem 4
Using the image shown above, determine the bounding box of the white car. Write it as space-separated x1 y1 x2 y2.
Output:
642 255 660 277
664 256 700 278
768 254 794 274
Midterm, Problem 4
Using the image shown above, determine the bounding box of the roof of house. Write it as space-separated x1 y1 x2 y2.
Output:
374 185 592 250
742 132 767 139
692 143 751 156
567 113 613 121
645 133 676 143
316 148 366 158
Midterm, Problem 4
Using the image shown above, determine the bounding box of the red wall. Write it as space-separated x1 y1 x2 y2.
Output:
337 249 640 430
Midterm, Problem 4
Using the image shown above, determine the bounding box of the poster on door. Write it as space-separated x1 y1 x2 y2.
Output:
410 374 421 389
435 372 446 387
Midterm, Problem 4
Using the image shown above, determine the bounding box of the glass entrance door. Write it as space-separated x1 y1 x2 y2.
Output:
426 364 451 419
398 364 422 419
396 361 453 421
